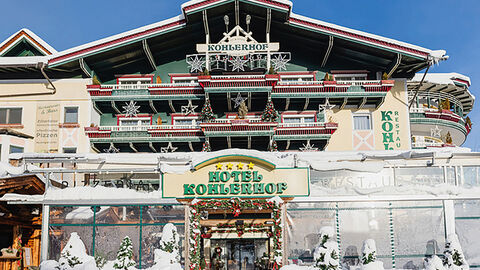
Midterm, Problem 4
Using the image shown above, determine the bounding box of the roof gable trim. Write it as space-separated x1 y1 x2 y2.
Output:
0 29 56 56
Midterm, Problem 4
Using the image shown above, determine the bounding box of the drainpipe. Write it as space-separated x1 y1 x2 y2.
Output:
408 63 431 109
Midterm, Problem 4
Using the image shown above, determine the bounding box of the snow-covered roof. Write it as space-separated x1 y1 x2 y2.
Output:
408 73 475 114
0 28 57 56
46 0 446 67
0 55 48 67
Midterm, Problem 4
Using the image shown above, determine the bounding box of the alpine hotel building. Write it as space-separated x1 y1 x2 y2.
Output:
0 0 478 269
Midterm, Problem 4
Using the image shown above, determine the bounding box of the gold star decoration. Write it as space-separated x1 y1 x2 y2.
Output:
216 163 223 170
226 163 234 170
247 162 254 170
237 162 244 170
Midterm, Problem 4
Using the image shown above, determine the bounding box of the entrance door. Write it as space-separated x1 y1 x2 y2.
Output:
210 239 267 270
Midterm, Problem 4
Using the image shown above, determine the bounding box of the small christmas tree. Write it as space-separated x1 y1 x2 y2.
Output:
313 226 339 270
202 140 211 152
269 139 278 152
323 73 333 81
156 223 180 264
443 234 469 270
425 255 447 270
261 99 278 122
113 236 136 270
201 99 215 122
361 239 384 270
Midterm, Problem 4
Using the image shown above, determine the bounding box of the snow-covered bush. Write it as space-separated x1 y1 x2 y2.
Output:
443 234 469 270
40 232 96 270
360 239 384 270
425 255 447 270
313 226 339 270
113 236 136 270
149 223 182 270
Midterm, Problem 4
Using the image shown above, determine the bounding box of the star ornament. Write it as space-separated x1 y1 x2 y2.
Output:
216 163 223 170
299 141 319 152
231 93 247 108
247 162 254 170
122 100 141 117
226 163 234 170
181 100 198 116
271 54 289 71
161 142 178 153
229 56 249 72
319 99 335 112
237 162 244 170
187 55 206 73
431 125 442 138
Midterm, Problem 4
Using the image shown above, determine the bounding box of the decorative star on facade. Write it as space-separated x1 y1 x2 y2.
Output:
161 142 178 153
237 162 244 170
216 163 223 170
104 143 119 153
226 163 234 170
231 93 247 109
181 100 198 116
187 55 206 73
247 162 254 170
319 99 335 112
299 141 319 152
271 54 289 71
431 125 442 138
229 56 249 72
122 100 141 117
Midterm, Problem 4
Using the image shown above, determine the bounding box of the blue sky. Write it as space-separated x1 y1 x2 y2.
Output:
1 0 479 150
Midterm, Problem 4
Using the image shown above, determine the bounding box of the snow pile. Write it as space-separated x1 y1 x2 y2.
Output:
425 255 446 270
361 239 384 270
313 226 339 270
40 232 96 270
148 223 182 270
444 234 469 270
44 186 162 201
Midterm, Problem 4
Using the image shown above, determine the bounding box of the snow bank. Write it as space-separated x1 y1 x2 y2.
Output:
44 186 161 201
361 239 384 270
151 223 181 269
425 255 446 270
40 232 96 270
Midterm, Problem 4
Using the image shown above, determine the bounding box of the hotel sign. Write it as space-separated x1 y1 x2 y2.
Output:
162 155 309 198
197 42 280 56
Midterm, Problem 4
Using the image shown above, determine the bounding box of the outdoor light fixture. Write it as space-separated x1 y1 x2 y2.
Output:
224 15 230 32
246 14 251 32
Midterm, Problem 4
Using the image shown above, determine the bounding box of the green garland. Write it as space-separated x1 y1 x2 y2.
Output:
189 198 283 270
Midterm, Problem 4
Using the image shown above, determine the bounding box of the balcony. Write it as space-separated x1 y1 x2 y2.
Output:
199 119 277 137
273 80 394 97
274 122 338 140
87 83 204 100
409 91 471 146
85 125 204 142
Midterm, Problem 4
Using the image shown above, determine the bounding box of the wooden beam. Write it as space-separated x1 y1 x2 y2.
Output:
168 100 176 112
340 97 348 109
111 101 121 114
149 100 158 114
358 97 367 109
387 53 402 78
79 58 94 78
149 142 157 153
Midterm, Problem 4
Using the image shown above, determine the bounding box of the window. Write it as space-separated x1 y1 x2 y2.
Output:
9 145 23 154
0 108 22 124
175 119 194 126
353 114 372 130
64 107 78 123
119 117 151 126
283 117 301 123
63 147 77 153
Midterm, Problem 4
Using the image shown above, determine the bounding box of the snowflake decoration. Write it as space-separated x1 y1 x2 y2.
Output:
181 100 198 115
104 143 119 153
231 93 247 108
271 54 289 71
431 125 442 138
319 99 336 112
161 142 178 153
229 56 249 72
299 141 318 152
187 55 206 73
122 100 140 117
